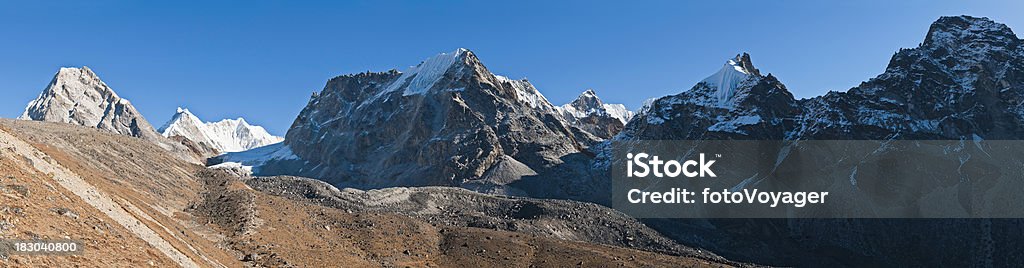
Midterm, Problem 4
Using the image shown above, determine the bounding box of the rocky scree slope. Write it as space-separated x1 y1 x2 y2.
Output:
0 119 236 267
0 135 186 267
240 174 736 264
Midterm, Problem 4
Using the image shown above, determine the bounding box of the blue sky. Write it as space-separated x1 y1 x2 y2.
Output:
1 1 1021 135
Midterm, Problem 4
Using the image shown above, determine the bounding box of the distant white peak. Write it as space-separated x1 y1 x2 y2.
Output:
392 48 469 96
570 89 604 108
699 53 761 106
159 107 283 153
160 107 203 131
219 117 249 127
602 103 635 124
558 89 635 124
174 107 196 117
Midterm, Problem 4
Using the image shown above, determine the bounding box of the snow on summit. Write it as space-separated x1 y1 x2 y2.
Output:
393 48 469 96
556 89 635 124
699 53 761 106
159 107 283 154
554 89 636 139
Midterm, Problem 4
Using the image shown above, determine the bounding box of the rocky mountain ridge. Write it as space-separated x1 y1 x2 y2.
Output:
622 15 1023 141
235 48 602 194
15 14 1021 267
620 52 799 141
605 15 1024 267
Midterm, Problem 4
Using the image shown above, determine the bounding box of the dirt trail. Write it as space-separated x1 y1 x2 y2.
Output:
0 128 200 268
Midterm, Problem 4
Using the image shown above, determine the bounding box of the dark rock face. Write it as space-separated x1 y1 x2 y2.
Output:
612 15 1024 266
734 52 761 77
280 49 591 191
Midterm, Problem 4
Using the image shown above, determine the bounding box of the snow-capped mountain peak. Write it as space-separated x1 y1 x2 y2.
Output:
392 48 469 96
255 48 593 190
160 107 203 131
699 53 762 106
620 52 799 140
569 89 603 108
554 89 636 139
159 107 283 154
558 89 634 124
602 103 634 124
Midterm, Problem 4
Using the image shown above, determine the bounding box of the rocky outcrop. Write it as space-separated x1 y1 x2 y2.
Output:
20 67 164 142
18 67 199 163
